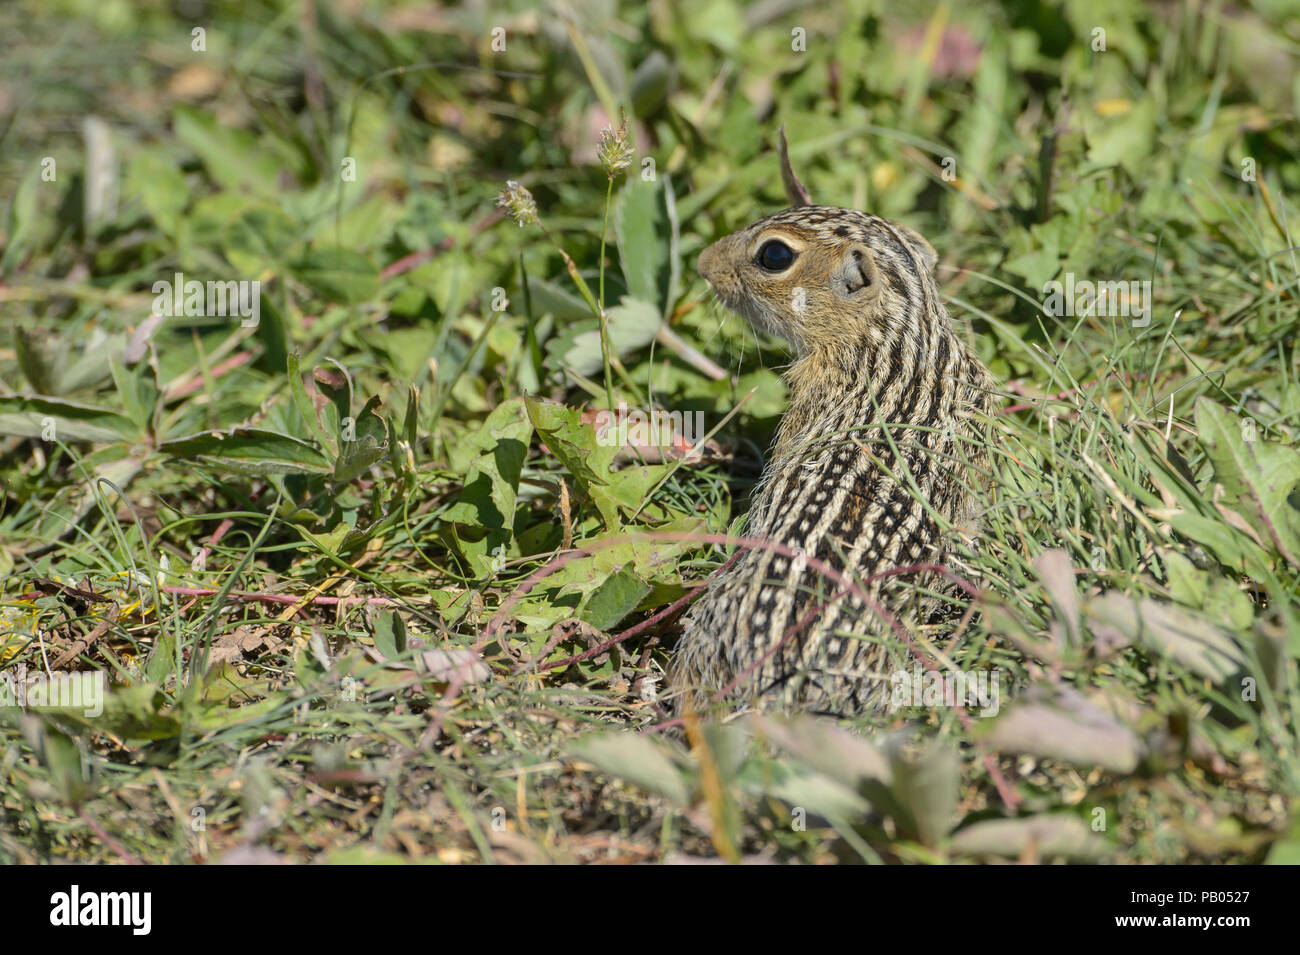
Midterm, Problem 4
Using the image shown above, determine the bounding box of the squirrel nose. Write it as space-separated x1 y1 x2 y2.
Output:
697 240 724 282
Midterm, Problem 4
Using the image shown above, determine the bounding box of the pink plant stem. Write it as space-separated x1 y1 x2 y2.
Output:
380 210 504 280
193 517 234 574
529 551 743 673
164 351 254 401
160 585 396 607
79 807 142 865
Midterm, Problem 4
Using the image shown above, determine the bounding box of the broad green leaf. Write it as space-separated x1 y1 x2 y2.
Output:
1266 817 1300 864
183 192 256 257
1266 838 1300 864
109 357 160 436
372 610 408 660
1163 550 1210 608
23 449 145 546
581 565 652 630
1086 592 1247 683
100 684 184 742
543 297 661 376
408 252 490 319
631 50 672 116
951 815 1110 861
753 715 914 832
53 683 183 743
125 150 189 235
523 274 590 322
766 770 872 820
224 203 298 274
1165 509 1271 578
1164 550 1254 630
751 715 892 792
0 167 41 272
1003 219 1062 291
296 524 375 556
1195 397 1300 566
571 731 692 806
328 191 401 252
254 292 289 376
333 395 389 483
0 395 140 443
443 397 533 576
525 396 614 488
287 352 336 455
614 178 669 308
734 368 788 420
377 325 439 383
589 462 674 526
980 685 1144 773
1033 548 1081 647
508 518 703 614
14 327 118 396
201 661 275 704
886 740 959 846
193 696 283 732
1082 97 1158 176
20 718 92 805
293 246 380 304
173 105 284 198
161 427 333 476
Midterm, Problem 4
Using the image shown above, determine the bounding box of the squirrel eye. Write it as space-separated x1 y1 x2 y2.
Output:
756 240 796 272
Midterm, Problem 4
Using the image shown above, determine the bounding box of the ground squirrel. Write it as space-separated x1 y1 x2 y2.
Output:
670 135 994 717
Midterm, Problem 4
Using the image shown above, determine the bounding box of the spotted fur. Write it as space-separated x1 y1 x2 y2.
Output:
670 206 994 716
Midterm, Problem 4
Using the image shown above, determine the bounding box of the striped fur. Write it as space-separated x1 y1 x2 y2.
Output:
671 207 994 716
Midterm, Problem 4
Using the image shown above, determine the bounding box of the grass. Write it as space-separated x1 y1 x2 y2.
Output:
1 0 1298 864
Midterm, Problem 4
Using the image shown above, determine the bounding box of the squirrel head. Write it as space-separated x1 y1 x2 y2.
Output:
697 206 940 357
699 126 943 360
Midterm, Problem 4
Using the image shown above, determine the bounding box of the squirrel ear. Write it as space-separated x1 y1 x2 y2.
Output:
891 223 938 275
777 124 813 207
835 244 882 297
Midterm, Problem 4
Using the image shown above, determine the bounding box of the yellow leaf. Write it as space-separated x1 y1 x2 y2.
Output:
1095 98 1132 117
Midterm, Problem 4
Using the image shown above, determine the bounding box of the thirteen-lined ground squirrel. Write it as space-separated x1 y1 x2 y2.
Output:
670 144 994 717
